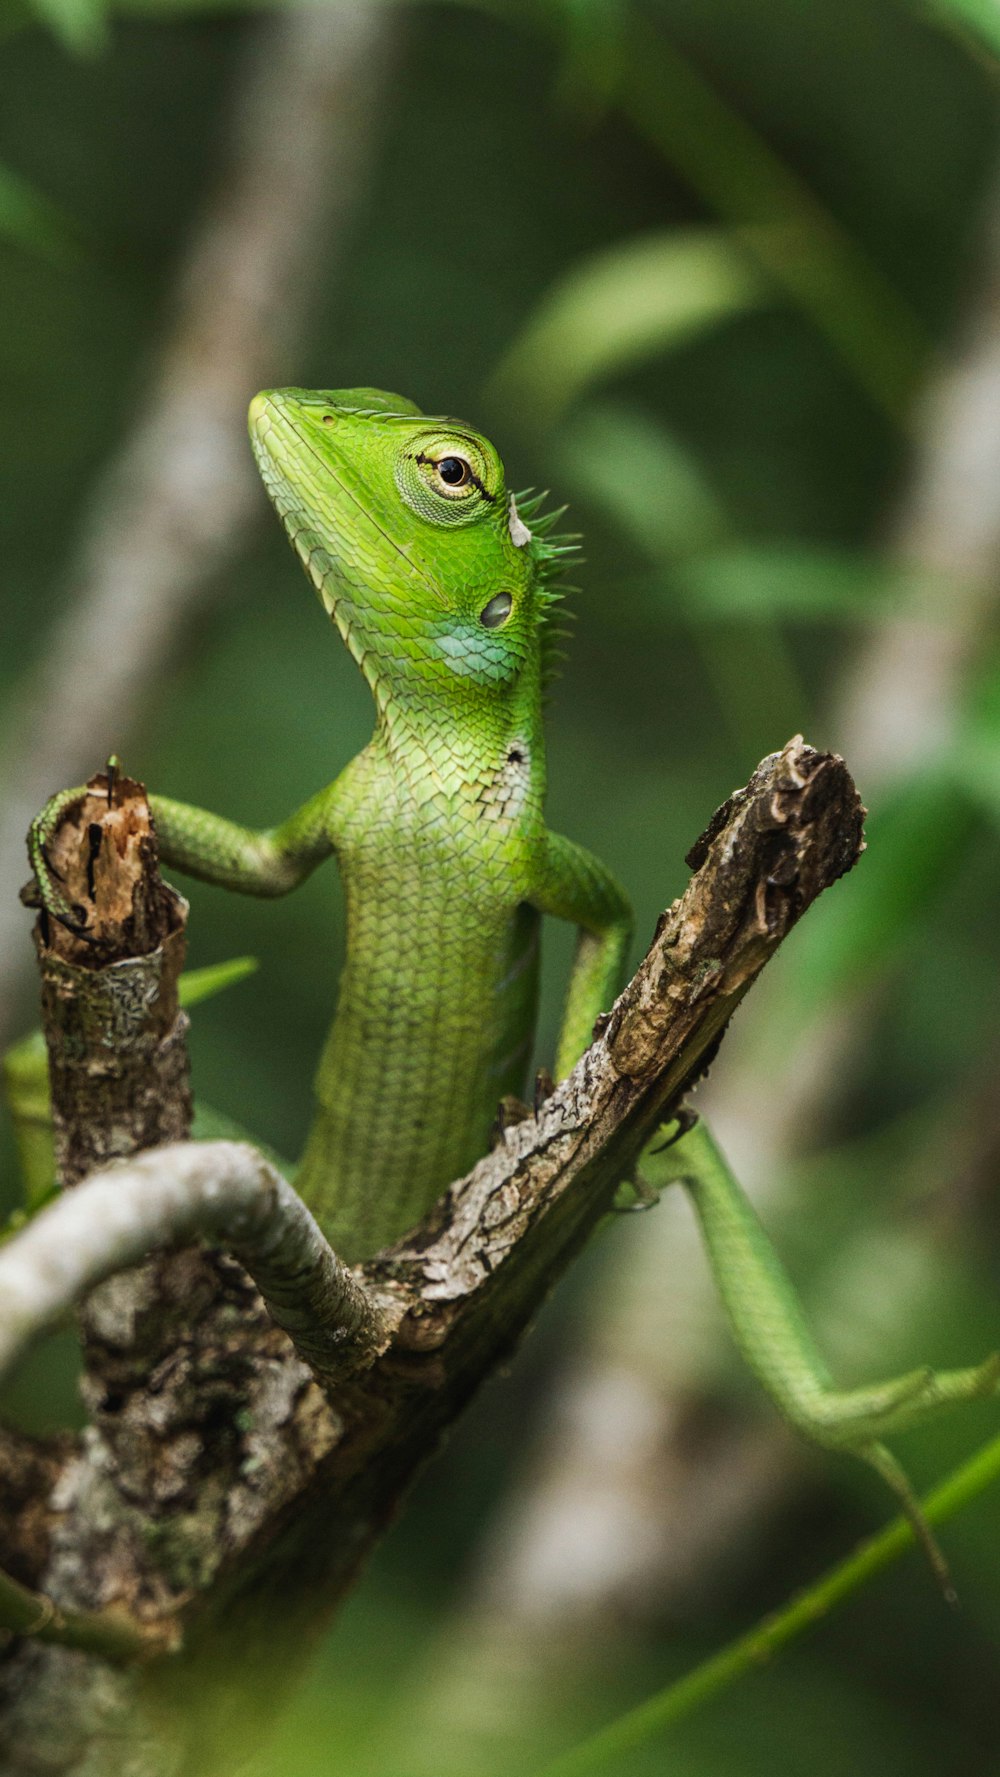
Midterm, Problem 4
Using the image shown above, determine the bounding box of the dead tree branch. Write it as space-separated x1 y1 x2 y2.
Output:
0 737 863 1774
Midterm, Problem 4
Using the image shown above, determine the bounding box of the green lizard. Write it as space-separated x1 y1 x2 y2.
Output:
32 387 632 1261
26 386 999 1581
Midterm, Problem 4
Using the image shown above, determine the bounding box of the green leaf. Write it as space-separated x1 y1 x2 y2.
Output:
550 0 627 118
27 0 108 53
555 402 728 559
923 0 1000 59
178 956 258 1009
489 228 764 424
675 545 949 623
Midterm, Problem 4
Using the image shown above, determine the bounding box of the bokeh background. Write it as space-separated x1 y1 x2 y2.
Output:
2 1 1000 1771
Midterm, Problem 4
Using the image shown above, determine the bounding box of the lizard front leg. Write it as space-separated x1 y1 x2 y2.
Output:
19 776 339 1202
28 778 338 928
149 782 336 897
529 829 632 1078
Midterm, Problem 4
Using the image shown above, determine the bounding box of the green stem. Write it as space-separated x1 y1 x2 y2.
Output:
536 1432 1000 1777
0 1565 168 1665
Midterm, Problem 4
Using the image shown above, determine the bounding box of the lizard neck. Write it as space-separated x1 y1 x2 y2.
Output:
373 671 546 803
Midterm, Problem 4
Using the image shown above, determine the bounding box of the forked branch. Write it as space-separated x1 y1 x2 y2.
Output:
0 737 864 1771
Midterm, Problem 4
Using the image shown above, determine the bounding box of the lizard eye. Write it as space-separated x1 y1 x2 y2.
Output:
396 428 501 526
417 450 478 501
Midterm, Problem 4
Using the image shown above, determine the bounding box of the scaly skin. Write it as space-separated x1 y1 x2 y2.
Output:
26 388 999 1581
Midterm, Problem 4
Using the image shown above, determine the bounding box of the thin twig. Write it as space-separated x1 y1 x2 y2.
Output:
0 1565 168 1667
0 1140 387 1395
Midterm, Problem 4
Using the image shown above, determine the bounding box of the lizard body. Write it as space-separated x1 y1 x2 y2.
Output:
146 387 630 1258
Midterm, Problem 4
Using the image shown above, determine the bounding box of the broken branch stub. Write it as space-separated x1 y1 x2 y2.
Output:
607 733 866 1081
29 767 191 1187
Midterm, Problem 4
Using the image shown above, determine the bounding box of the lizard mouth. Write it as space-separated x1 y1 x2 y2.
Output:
249 389 450 621
249 396 343 620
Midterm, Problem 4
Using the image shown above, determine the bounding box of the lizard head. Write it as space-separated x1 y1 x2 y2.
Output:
248 387 562 713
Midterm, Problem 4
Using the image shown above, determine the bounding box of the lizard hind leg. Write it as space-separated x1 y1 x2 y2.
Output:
665 1119 1000 1596
862 1441 956 1605
810 1352 1000 1447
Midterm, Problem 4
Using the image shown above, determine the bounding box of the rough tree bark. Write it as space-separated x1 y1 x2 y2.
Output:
31 767 192 1191
0 737 864 1775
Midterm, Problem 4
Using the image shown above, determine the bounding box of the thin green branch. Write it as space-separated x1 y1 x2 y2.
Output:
0 1567 170 1666
536 1432 1000 1777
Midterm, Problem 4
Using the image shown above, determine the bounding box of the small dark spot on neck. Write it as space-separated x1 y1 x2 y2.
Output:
507 747 525 765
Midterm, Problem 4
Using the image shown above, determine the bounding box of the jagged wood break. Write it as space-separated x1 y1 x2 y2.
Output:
26 765 190 1188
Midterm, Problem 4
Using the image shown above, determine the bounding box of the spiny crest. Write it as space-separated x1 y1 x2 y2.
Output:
516 489 582 687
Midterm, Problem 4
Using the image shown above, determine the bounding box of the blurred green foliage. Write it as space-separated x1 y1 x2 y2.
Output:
2 0 1000 1771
